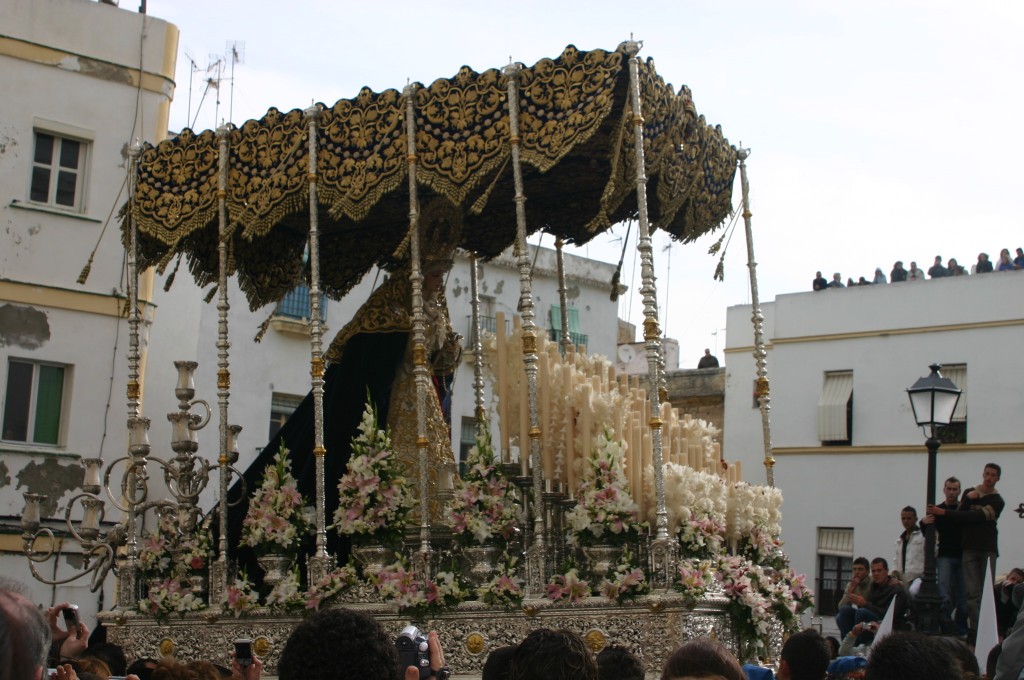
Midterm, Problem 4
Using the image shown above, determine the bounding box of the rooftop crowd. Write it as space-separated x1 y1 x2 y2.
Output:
812 248 1024 290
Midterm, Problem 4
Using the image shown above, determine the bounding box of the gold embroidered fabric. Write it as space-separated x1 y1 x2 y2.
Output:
323 268 457 519
127 44 737 310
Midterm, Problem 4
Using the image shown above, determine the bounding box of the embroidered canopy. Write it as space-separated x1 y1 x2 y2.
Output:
128 43 737 309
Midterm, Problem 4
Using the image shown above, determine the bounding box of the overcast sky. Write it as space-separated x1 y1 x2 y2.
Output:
145 0 1024 365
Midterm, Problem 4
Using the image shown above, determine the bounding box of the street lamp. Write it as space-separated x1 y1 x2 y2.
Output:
906 363 962 635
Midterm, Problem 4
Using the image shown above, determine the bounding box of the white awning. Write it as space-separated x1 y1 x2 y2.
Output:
941 364 967 422
818 371 853 442
817 527 854 557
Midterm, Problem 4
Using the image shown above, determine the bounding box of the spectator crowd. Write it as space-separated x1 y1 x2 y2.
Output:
2 468 1021 680
812 248 1024 291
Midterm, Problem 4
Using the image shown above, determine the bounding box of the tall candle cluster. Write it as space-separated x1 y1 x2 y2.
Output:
485 313 743 518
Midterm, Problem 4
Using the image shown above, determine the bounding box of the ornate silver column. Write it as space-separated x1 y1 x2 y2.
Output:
211 123 233 600
503 60 546 594
737 147 775 487
119 140 145 608
624 40 675 587
469 253 487 429
555 238 572 354
404 84 433 567
304 104 332 580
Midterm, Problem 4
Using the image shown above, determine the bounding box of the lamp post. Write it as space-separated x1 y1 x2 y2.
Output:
906 363 962 635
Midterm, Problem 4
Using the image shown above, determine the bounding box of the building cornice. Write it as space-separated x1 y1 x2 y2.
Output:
0 33 175 98
0 279 155 318
773 442 1024 455
725 317 1024 354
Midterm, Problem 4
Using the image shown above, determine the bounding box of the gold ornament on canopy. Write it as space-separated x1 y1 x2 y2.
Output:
125 43 737 310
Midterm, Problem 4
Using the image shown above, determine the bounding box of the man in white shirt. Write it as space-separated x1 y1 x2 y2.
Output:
893 505 925 593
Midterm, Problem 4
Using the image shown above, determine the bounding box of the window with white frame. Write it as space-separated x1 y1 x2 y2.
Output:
3 359 68 445
938 363 967 444
30 130 88 210
268 392 304 439
816 527 854 616
818 370 853 445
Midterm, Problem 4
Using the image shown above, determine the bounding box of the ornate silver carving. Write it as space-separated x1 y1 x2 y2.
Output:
102 596 740 676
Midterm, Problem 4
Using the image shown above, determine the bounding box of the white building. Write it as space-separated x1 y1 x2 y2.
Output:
0 0 178 621
723 273 1024 627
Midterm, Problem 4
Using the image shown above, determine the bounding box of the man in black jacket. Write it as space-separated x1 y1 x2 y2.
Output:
928 463 1006 644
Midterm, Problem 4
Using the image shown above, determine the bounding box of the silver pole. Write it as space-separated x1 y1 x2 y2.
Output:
503 60 546 594
625 40 675 587
470 253 486 430
737 147 775 486
404 84 433 564
212 123 232 599
555 238 572 354
304 104 332 579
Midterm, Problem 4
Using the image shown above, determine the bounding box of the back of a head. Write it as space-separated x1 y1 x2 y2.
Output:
85 642 128 676
73 656 112 680
864 632 960 680
151 659 196 680
277 608 399 680
482 645 517 680
661 639 745 680
509 628 598 680
126 658 159 680
597 645 645 680
780 629 830 680
0 587 50 680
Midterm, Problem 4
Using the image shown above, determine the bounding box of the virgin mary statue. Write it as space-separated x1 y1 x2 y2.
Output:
226 216 462 575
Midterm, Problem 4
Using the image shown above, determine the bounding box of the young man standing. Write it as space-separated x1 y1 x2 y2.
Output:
928 463 1006 644
892 506 925 591
923 476 968 635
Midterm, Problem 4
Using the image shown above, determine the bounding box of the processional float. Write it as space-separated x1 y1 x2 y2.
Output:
21 42 796 674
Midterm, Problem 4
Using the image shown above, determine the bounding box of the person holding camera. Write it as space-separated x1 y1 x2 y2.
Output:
277 608 450 680
44 603 89 668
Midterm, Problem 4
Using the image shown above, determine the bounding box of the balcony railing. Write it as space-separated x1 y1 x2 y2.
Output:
464 315 510 340
548 328 588 348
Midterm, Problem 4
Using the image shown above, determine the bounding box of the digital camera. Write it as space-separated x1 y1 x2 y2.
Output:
395 625 431 679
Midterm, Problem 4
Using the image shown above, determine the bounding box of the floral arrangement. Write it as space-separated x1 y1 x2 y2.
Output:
716 554 814 650
265 566 307 612
138 577 205 619
372 560 466 617
565 429 644 547
727 482 783 561
304 565 359 610
646 463 728 558
241 443 314 556
138 510 213 579
476 556 525 608
334 403 414 548
545 567 591 604
221 572 259 617
599 563 648 603
674 558 717 605
445 422 519 547
717 555 775 647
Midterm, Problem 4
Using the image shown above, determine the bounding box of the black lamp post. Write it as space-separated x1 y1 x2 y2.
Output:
906 363 962 635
